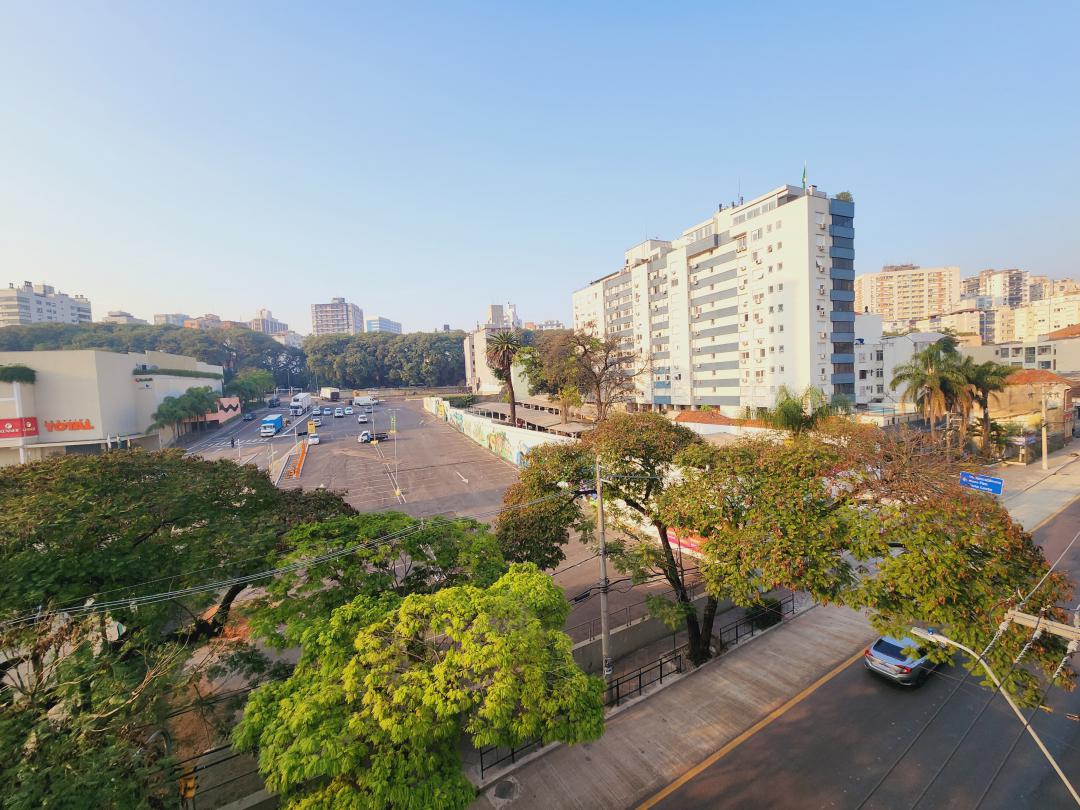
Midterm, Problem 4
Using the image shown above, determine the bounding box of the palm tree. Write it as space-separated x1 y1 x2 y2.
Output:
947 355 979 451
966 360 1014 455
758 385 839 436
890 342 965 443
486 330 523 428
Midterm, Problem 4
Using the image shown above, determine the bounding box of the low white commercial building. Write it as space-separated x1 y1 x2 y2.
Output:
0 349 227 467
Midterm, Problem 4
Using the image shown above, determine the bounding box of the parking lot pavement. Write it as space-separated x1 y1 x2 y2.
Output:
277 399 522 520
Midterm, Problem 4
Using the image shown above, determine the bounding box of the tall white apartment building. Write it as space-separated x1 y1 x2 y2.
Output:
961 268 1030 308
485 304 521 330
854 264 960 329
853 313 947 407
570 184 856 415
0 282 92 328
311 297 363 336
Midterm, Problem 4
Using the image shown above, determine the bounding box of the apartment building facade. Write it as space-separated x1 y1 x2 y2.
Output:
0 282 92 328
101 311 148 325
570 184 856 416
854 264 960 330
365 316 402 334
311 297 363 336
154 313 190 327
961 268 1030 308
249 308 289 335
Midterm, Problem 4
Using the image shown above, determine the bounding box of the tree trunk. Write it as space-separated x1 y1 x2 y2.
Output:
982 403 993 456
505 364 517 428
653 521 710 665
169 583 247 643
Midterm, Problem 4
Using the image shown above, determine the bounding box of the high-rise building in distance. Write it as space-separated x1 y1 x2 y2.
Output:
249 308 289 335
0 282 92 328
154 313 190 327
101 311 148 325
570 183 856 415
365 316 402 334
311 297 363 336
854 264 960 330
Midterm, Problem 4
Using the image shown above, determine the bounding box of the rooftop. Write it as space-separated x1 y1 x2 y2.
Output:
1005 369 1075 387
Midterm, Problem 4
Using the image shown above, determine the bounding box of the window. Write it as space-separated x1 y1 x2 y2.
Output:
777 241 782 249
778 283 784 291
777 304 784 312
779 325 784 332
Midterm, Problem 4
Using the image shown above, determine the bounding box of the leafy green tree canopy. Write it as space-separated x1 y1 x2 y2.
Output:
234 564 604 810
246 512 506 648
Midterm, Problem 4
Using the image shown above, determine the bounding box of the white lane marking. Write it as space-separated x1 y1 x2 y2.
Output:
455 471 469 484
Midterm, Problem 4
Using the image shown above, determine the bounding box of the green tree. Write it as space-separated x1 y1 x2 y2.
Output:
485 330 523 428
661 427 1073 705
502 413 715 663
234 565 604 810
750 385 841 435
246 512 506 648
568 329 643 422
890 339 966 442
227 368 276 405
966 359 1014 454
304 331 466 389
0 451 352 807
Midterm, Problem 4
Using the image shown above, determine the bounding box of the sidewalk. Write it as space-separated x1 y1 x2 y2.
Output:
990 445 1080 530
471 605 875 810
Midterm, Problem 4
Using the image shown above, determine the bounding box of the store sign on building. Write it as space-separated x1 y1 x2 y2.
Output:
0 417 39 437
44 419 95 432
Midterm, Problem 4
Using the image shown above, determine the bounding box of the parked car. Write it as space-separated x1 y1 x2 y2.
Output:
357 413 368 424
322 407 333 415
863 636 936 686
308 434 321 446
242 412 256 421
344 406 354 415
334 407 344 418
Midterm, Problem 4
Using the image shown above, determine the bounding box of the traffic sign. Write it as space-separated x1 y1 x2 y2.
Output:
959 471 1005 496
307 420 317 434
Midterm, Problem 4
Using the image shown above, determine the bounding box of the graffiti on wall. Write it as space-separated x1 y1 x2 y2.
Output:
424 397 570 467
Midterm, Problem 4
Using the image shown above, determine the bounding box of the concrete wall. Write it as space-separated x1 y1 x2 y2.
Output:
424 396 572 467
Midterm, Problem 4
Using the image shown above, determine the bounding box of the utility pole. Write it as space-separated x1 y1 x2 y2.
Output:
596 457 612 682
910 625 1080 806
1042 384 1050 471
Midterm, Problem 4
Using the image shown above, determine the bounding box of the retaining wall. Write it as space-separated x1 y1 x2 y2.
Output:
423 396 571 467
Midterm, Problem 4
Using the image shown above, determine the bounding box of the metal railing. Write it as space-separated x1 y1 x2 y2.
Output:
714 593 796 649
605 650 684 708
478 649 686 778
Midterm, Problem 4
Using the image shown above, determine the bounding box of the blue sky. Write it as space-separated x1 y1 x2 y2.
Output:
2 2 1078 333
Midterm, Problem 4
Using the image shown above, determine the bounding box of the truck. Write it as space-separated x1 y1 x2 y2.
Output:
352 395 375 407
289 392 312 415
260 414 285 437
358 430 389 444
320 387 341 402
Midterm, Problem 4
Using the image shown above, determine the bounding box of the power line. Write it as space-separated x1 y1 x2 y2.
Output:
854 618 1015 809
973 643 1078 808
909 615 1048 809
0 493 568 629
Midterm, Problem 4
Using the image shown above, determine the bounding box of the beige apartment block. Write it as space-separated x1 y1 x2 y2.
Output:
855 264 960 326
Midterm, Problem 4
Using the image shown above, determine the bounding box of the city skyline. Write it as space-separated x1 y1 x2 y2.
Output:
2 4 1079 332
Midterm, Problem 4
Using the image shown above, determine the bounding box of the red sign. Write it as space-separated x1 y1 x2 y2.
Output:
44 419 94 432
0 417 39 437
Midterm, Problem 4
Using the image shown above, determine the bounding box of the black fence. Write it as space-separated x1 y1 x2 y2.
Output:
478 650 685 778
714 593 796 649
477 593 799 780
605 650 684 708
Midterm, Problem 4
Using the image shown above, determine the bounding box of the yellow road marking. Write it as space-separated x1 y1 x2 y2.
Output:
637 647 867 809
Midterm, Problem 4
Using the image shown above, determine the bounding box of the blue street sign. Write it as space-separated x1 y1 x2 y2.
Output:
959 471 1005 496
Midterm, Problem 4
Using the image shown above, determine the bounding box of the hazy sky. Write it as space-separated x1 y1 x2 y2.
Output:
2 2 1079 334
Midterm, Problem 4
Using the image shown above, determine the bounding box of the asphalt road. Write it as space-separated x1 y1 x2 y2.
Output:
650 496 1080 810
